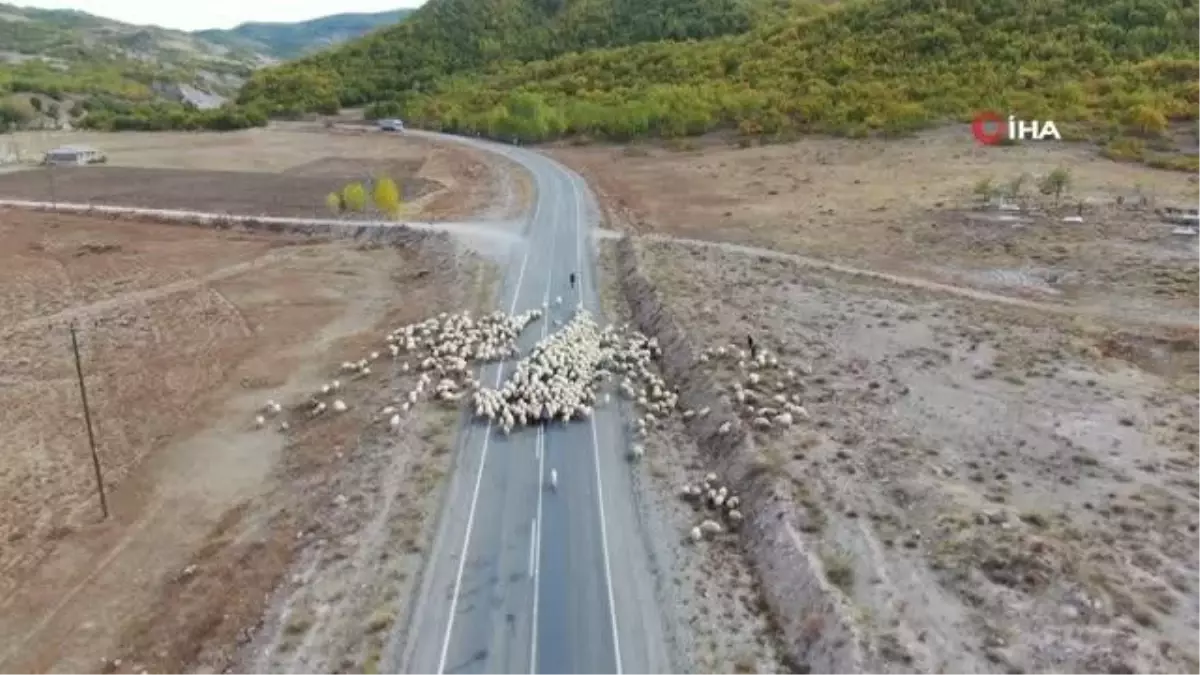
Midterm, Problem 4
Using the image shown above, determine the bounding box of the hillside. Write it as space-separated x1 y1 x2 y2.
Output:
0 2 264 100
194 9 414 60
235 0 759 114
0 1 276 132
238 0 1198 170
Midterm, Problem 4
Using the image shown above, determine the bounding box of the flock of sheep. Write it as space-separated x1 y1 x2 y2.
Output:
681 472 744 542
248 305 819 546
697 344 811 434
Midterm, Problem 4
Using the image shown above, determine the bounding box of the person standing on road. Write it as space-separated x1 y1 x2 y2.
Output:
569 272 577 289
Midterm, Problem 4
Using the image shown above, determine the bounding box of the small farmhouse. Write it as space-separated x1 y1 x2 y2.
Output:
42 145 106 166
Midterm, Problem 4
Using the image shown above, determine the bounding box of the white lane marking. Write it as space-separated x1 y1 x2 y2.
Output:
572 171 587 307
589 415 623 674
529 172 561 674
570 167 624 675
436 191 539 675
529 425 545 674
527 518 537 578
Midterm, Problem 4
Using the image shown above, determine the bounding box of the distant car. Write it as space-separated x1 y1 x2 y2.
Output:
378 119 405 132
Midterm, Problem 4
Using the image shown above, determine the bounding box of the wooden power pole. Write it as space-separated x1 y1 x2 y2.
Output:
69 322 108 519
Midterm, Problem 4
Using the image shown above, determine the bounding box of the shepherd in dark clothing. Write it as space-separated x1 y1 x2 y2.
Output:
569 272 577 289
747 334 757 359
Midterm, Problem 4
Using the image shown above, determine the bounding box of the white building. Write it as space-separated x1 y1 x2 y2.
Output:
43 145 105 165
1161 205 1199 226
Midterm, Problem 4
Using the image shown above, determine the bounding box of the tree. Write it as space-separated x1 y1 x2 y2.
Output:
1005 172 1029 208
341 182 367 212
325 192 344 215
1038 167 1071 205
372 176 403 218
972 176 996 203
1127 104 1168 136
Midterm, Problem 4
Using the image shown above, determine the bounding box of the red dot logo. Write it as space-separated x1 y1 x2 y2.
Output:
971 110 1005 145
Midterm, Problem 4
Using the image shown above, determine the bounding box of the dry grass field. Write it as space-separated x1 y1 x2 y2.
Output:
602 236 1198 673
0 124 525 221
0 209 496 672
549 129 1198 325
575 130 1198 672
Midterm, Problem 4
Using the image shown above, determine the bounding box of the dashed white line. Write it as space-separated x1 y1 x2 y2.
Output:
568 167 624 675
435 189 539 675
529 425 545 674
527 518 537 579
529 173 560 674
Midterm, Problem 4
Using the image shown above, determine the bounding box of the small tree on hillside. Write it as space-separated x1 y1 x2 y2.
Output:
1006 173 1028 206
1038 167 1071 206
972 176 996 204
372 176 402 218
325 192 343 216
341 182 367 212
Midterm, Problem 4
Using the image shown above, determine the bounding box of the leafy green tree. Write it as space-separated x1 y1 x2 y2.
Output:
326 192 344 215
372 176 402 218
973 177 996 203
0 101 32 131
1039 168 1072 205
341 182 368 212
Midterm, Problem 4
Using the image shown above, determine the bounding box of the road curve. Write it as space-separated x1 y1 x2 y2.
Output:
388 132 673 674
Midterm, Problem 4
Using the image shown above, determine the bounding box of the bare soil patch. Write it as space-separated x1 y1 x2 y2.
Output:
0 209 492 672
548 129 1198 320
0 166 438 218
620 235 1198 673
2 126 523 221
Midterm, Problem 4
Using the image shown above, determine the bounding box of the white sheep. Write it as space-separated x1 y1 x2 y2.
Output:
254 415 266 429
332 399 348 413
389 413 401 430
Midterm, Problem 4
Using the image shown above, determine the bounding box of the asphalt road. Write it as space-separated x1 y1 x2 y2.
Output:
389 134 672 675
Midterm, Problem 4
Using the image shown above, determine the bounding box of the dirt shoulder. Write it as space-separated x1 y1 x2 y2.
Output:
0 209 497 673
610 232 1198 673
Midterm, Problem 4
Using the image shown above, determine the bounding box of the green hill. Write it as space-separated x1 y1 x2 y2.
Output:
237 0 1198 169
0 1 274 131
0 2 262 101
194 9 415 60
235 0 759 114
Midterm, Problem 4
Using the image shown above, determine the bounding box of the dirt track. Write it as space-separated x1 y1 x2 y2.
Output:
0 209 495 672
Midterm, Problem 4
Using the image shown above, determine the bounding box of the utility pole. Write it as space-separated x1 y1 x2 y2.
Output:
69 322 108 520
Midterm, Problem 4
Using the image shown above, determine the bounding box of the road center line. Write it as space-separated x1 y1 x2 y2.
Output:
529 170 561 674
568 166 624 674
527 518 536 579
